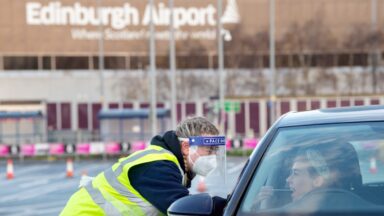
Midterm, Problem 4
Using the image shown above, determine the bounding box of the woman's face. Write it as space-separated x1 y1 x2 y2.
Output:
286 160 322 201
189 146 218 164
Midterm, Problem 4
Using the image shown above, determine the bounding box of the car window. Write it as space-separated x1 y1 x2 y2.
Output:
238 122 384 215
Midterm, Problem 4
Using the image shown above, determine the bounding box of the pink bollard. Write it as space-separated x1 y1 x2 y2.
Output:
226 139 232 150
0 145 10 157
21 144 35 156
76 143 90 155
105 142 121 154
49 143 65 155
243 138 259 149
131 141 146 152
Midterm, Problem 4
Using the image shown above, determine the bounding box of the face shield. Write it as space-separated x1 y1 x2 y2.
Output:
183 136 226 178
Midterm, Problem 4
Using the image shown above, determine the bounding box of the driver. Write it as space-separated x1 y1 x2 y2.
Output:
253 148 334 208
287 149 332 201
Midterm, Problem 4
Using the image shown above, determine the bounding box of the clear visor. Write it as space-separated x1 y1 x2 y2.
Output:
179 136 227 192
178 136 226 158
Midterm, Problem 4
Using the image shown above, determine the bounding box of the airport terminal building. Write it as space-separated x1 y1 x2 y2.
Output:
0 0 384 144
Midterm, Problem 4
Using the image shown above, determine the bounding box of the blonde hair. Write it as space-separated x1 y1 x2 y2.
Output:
295 149 330 179
175 116 219 138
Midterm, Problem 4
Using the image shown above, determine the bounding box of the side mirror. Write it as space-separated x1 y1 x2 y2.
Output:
168 193 213 216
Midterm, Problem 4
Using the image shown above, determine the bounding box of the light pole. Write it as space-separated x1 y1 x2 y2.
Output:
169 0 177 129
269 0 276 125
218 0 225 135
371 0 379 94
217 0 227 187
149 0 157 136
98 0 106 110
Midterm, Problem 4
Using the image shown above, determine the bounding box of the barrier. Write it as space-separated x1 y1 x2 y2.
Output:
34 143 50 156
233 139 242 149
49 143 65 155
226 139 232 150
243 138 258 149
121 142 131 153
20 144 35 156
89 142 105 155
76 143 90 155
131 141 146 152
10 145 19 155
66 144 75 154
0 145 10 157
105 142 121 155
0 137 260 158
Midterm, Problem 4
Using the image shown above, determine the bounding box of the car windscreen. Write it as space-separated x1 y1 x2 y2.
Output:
237 121 384 215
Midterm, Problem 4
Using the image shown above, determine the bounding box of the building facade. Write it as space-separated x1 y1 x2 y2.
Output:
0 0 384 143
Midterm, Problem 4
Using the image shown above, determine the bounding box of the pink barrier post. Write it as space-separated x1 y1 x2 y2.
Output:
76 143 90 155
131 141 146 152
21 144 35 156
226 139 232 150
0 145 10 157
49 143 65 155
105 142 121 154
243 138 259 149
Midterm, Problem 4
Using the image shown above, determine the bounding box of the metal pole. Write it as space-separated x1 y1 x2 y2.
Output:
169 0 177 129
269 0 276 124
218 0 225 134
371 0 379 94
98 0 106 110
149 0 157 136
217 0 227 187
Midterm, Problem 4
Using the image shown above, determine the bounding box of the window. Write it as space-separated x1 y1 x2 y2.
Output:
42 56 52 70
178 55 209 69
130 56 149 69
238 122 384 215
4 56 38 70
56 56 89 69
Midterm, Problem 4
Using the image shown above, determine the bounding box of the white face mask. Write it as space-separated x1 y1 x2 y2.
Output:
191 154 217 176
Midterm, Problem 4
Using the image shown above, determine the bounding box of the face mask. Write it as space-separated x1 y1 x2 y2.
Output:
191 154 217 176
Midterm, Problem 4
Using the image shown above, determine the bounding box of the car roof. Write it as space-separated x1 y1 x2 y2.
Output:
278 105 384 127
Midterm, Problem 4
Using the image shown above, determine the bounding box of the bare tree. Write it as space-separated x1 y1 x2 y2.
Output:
115 72 150 101
343 24 384 94
278 17 337 96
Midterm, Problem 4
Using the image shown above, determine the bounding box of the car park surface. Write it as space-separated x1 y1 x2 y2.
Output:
168 105 384 216
0 157 246 216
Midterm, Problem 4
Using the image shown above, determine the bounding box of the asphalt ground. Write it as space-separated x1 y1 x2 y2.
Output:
0 156 248 216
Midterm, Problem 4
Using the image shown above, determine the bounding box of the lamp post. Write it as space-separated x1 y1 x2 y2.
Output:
269 0 276 125
218 0 225 134
217 0 227 187
149 0 157 136
98 0 106 110
371 0 379 94
169 0 177 129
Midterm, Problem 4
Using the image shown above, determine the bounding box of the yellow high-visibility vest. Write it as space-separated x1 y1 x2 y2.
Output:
60 145 183 216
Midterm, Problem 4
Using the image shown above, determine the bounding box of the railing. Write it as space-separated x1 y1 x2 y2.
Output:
0 137 259 159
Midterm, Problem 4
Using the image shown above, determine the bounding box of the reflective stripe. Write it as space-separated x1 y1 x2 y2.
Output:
106 147 182 215
119 147 183 181
87 147 183 216
104 168 151 211
85 184 122 216
114 148 172 176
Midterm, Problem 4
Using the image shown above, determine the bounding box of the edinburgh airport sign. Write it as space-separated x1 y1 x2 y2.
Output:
25 1 239 41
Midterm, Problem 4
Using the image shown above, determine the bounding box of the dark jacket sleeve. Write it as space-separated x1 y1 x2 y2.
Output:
129 160 190 214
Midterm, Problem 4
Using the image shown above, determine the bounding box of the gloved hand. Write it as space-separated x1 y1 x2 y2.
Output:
78 175 95 188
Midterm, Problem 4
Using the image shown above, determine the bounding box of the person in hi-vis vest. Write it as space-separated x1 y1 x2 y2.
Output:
60 116 226 216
